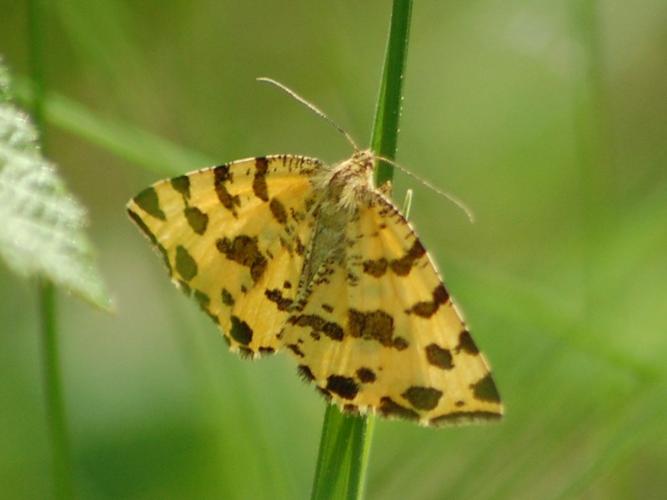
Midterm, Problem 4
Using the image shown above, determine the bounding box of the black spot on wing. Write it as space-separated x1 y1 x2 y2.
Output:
217 235 267 283
402 386 443 411
348 309 395 347
322 322 344 341
379 397 419 420
425 344 454 370
230 315 253 345
133 186 166 220
393 337 409 350
221 288 235 306
265 289 293 311
269 198 287 224
326 375 359 400
193 289 219 325
297 365 315 383
295 237 305 256
253 157 269 201
289 314 344 341
471 374 501 403
184 206 209 235
175 245 197 281
407 284 449 317
213 164 240 215
390 239 426 276
193 289 209 309
127 208 171 273
356 367 376 383
170 175 191 199
362 257 388 277
286 343 305 358
455 330 479 354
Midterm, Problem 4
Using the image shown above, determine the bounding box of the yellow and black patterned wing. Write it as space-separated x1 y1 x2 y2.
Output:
281 192 503 425
127 155 321 357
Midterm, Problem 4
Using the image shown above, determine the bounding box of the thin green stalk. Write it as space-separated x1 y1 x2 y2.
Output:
310 1 413 499
27 0 45 132
345 415 376 500
311 405 354 497
39 280 74 500
28 0 75 498
372 0 413 186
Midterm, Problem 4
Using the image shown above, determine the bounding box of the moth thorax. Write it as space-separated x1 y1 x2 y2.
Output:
327 149 375 211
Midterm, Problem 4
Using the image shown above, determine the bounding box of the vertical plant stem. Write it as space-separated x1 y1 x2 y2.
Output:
372 0 413 186
310 1 413 499
39 280 74 500
28 0 75 498
311 405 352 498
345 415 376 500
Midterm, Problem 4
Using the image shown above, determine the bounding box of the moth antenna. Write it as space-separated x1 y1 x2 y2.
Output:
257 77 359 151
376 155 475 223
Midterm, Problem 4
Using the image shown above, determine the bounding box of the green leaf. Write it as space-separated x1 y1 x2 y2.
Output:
0 59 111 310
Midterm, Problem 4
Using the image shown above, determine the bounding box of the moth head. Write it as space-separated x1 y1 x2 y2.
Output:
351 149 376 174
332 149 375 187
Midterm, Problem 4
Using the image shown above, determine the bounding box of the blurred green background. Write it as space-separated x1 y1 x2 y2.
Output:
1 1 666 499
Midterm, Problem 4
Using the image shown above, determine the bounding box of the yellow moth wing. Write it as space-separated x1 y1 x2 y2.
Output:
127 155 321 355
281 192 503 425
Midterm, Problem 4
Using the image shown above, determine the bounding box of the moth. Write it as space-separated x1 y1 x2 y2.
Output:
127 80 502 425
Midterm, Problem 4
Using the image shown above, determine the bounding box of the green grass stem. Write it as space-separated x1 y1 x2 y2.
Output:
38 280 74 500
28 0 75 498
372 0 413 187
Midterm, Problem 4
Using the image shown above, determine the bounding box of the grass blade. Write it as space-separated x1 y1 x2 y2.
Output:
12 80 212 177
38 279 74 500
372 0 413 187
27 3 72 499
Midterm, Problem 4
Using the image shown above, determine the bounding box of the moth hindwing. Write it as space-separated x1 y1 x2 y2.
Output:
127 150 503 425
